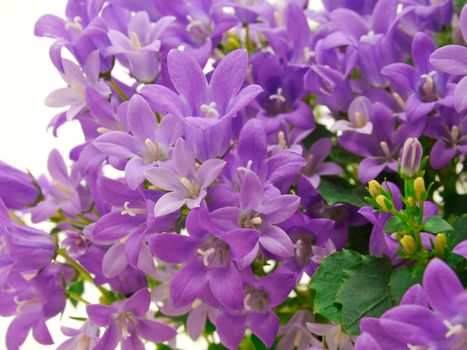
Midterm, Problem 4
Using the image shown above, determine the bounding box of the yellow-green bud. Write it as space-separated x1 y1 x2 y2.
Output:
376 195 391 212
435 233 447 254
414 177 425 202
407 196 415 207
368 180 383 197
400 235 417 254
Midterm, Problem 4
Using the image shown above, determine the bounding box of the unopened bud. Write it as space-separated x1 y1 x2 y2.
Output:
400 235 417 254
414 177 426 202
368 180 383 197
435 233 447 255
407 196 415 206
376 195 392 212
401 138 423 177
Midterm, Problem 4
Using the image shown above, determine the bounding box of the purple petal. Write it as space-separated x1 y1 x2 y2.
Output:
430 45 467 75
454 75 467 112
34 15 67 39
412 32 436 73
94 132 138 158
93 322 121 350
124 289 150 316
259 195 299 224
143 167 182 191
259 225 294 257
86 304 118 326
140 84 185 118
209 263 243 311
167 49 208 110
240 172 264 210
197 159 226 187
400 284 428 307
354 333 382 350
128 95 157 141
220 229 259 262
358 158 386 183
215 313 246 350
136 319 176 342
187 305 207 341
225 84 263 118
48 149 71 186
102 243 128 278
149 233 197 264
209 49 248 113
153 191 186 217
453 240 467 258
249 312 280 348
430 139 457 169
423 258 463 317
170 263 208 307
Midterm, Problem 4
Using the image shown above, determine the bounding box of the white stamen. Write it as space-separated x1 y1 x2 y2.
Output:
393 92 406 108
65 16 83 33
130 31 142 50
197 247 216 267
443 320 464 338
237 159 253 174
361 30 375 41
380 141 391 157
244 293 253 311
420 71 437 85
97 127 112 134
353 112 368 128
278 131 287 149
120 201 145 217
186 15 204 32
302 47 315 62
200 102 219 118
180 177 199 198
450 126 460 142
269 88 286 103
250 216 262 226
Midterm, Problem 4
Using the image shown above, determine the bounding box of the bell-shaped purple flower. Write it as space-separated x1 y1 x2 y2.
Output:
400 137 423 177
0 161 39 210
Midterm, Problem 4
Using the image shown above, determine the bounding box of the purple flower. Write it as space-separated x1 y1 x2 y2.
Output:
382 32 452 122
331 96 373 134
30 149 89 223
301 138 343 188
425 106 467 169
57 321 100 350
150 203 257 310
94 94 183 189
214 270 296 349
87 288 176 350
430 5 467 113
144 138 226 216
106 13 175 82
45 51 110 120
277 310 323 350
0 161 39 210
339 103 402 183
357 259 467 350
210 171 300 260
307 321 355 350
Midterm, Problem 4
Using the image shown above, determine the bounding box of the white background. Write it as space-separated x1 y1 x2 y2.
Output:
0 1 323 349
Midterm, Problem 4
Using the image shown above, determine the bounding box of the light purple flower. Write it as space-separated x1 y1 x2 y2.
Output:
106 13 175 82
144 138 226 216
45 51 110 120
87 288 176 350
57 321 100 350
0 161 39 210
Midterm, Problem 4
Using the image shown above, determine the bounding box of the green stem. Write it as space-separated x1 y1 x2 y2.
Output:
110 79 128 101
67 291 91 305
57 249 112 304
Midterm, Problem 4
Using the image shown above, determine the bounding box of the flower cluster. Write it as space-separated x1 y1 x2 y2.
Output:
1 1 466 349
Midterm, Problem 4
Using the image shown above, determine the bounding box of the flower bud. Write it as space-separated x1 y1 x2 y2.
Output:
368 180 383 197
0 161 39 210
376 195 392 212
435 233 447 254
400 138 423 177
400 235 417 254
414 177 426 202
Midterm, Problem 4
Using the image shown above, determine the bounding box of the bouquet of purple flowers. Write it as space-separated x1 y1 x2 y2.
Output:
1 0 466 349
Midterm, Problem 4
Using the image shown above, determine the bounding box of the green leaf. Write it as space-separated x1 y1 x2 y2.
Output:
157 345 172 350
208 344 228 350
389 265 424 304
336 256 393 334
447 214 467 249
67 280 84 307
383 216 404 233
423 216 453 233
318 179 367 207
309 250 362 322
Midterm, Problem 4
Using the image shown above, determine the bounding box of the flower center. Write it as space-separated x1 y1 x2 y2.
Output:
269 87 286 104
380 141 391 158
200 102 219 119
352 111 368 128
144 138 167 163
130 31 143 50
295 237 313 267
65 16 83 34
196 239 230 268
240 212 263 229
180 177 200 199
443 320 465 338
302 47 315 63
244 287 269 312
420 71 437 101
